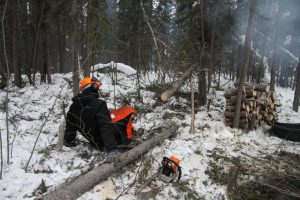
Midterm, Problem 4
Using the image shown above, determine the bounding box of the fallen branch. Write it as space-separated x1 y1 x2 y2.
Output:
38 124 179 200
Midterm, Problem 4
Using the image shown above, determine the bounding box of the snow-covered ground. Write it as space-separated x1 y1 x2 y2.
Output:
0 70 299 200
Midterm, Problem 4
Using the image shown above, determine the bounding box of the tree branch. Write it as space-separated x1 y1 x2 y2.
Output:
140 0 161 64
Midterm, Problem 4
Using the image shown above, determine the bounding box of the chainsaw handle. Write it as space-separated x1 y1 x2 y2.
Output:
162 157 182 180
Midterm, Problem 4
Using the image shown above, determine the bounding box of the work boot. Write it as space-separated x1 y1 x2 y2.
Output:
104 149 120 163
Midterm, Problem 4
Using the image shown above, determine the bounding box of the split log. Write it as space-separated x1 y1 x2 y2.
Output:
244 100 253 107
226 102 246 111
258 92 266 97
226 98 232 106
224 87 245 98
238 83 270 92
161 64 195 102
244 85 255 90
270 91 277 101
225 118 248 124
254 84 270 92
245 88 256 97
38 125 179 200
230 95 245 104
224 110 248 118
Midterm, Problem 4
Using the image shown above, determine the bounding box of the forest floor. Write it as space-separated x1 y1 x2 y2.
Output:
0 70 299 200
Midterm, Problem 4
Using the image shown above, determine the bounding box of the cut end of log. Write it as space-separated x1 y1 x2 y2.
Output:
161 92 169 102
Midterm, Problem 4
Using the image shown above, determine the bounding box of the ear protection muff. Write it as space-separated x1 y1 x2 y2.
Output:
91 83 99 91
91 76 102 91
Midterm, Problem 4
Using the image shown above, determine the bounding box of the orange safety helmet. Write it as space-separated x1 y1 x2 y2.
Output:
80 77 102 91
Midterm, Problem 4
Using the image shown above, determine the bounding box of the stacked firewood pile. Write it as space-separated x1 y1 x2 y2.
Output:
224 83 279 129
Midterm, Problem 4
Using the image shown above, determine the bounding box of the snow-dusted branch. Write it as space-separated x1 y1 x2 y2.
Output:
92 62 136 75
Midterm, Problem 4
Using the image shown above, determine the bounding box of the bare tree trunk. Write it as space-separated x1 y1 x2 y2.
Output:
39 125 179 200
58 22 66 73
0 130 2 179
256 42 266 84
208 8 216 89
140 0 161 65
40 1 51 84
270 1 282 91
197 0 207 107
293 54 300 112
137 17 141 98
20 0 33 85
71 0 79 96
83 0 92 77
198 72 207 106
190 77 195 133
12 0 21 87
32 1 44 85
2 0 10 164
233 0 257 128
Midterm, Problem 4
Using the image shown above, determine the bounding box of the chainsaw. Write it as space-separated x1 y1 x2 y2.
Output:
158 156 182 182
135 156 182 195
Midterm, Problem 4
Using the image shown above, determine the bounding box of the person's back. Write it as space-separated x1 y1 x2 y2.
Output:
66 93 106 149
64 77 119 162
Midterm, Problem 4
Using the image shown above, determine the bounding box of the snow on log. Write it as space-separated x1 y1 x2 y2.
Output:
92 62 136 75
38 124 179 200
161 64 196 102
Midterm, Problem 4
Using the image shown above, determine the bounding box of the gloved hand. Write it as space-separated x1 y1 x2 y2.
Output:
63 139 80 147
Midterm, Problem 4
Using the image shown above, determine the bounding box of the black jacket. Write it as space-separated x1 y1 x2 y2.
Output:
64 93 117 151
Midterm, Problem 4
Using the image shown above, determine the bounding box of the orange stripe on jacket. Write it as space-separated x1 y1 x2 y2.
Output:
111 106 137 139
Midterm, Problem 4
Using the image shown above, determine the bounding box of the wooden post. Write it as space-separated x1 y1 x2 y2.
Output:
190 76 195 133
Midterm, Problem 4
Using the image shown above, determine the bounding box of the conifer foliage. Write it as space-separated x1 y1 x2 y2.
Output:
0 0 299 109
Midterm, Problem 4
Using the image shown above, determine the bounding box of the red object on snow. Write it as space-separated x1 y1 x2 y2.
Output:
111 106 137 139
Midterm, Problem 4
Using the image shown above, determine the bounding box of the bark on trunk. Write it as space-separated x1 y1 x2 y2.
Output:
293 54 300 112
208 8 216 91
233 0 257 128
38 125 179 200
270 1 282 91
71 0 79 96
12 0 21 87
58 22 66 73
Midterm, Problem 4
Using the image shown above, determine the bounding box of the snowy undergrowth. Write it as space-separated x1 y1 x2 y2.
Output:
0 71 299 200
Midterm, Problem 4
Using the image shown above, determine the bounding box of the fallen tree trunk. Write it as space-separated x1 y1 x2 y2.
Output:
161 64 195 102
38 124 179 200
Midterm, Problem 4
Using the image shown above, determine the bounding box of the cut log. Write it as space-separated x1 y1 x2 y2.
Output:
270 91 277 101
244 100 253 107
224 87 245 98
38 125 179 200
254 84 270 92
161 64 196 102
258 92 266 97
226 102 246 111
224 110 248 118
230 95 245 104
243 83 270 92
245 88 256 97
226 98 232 105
